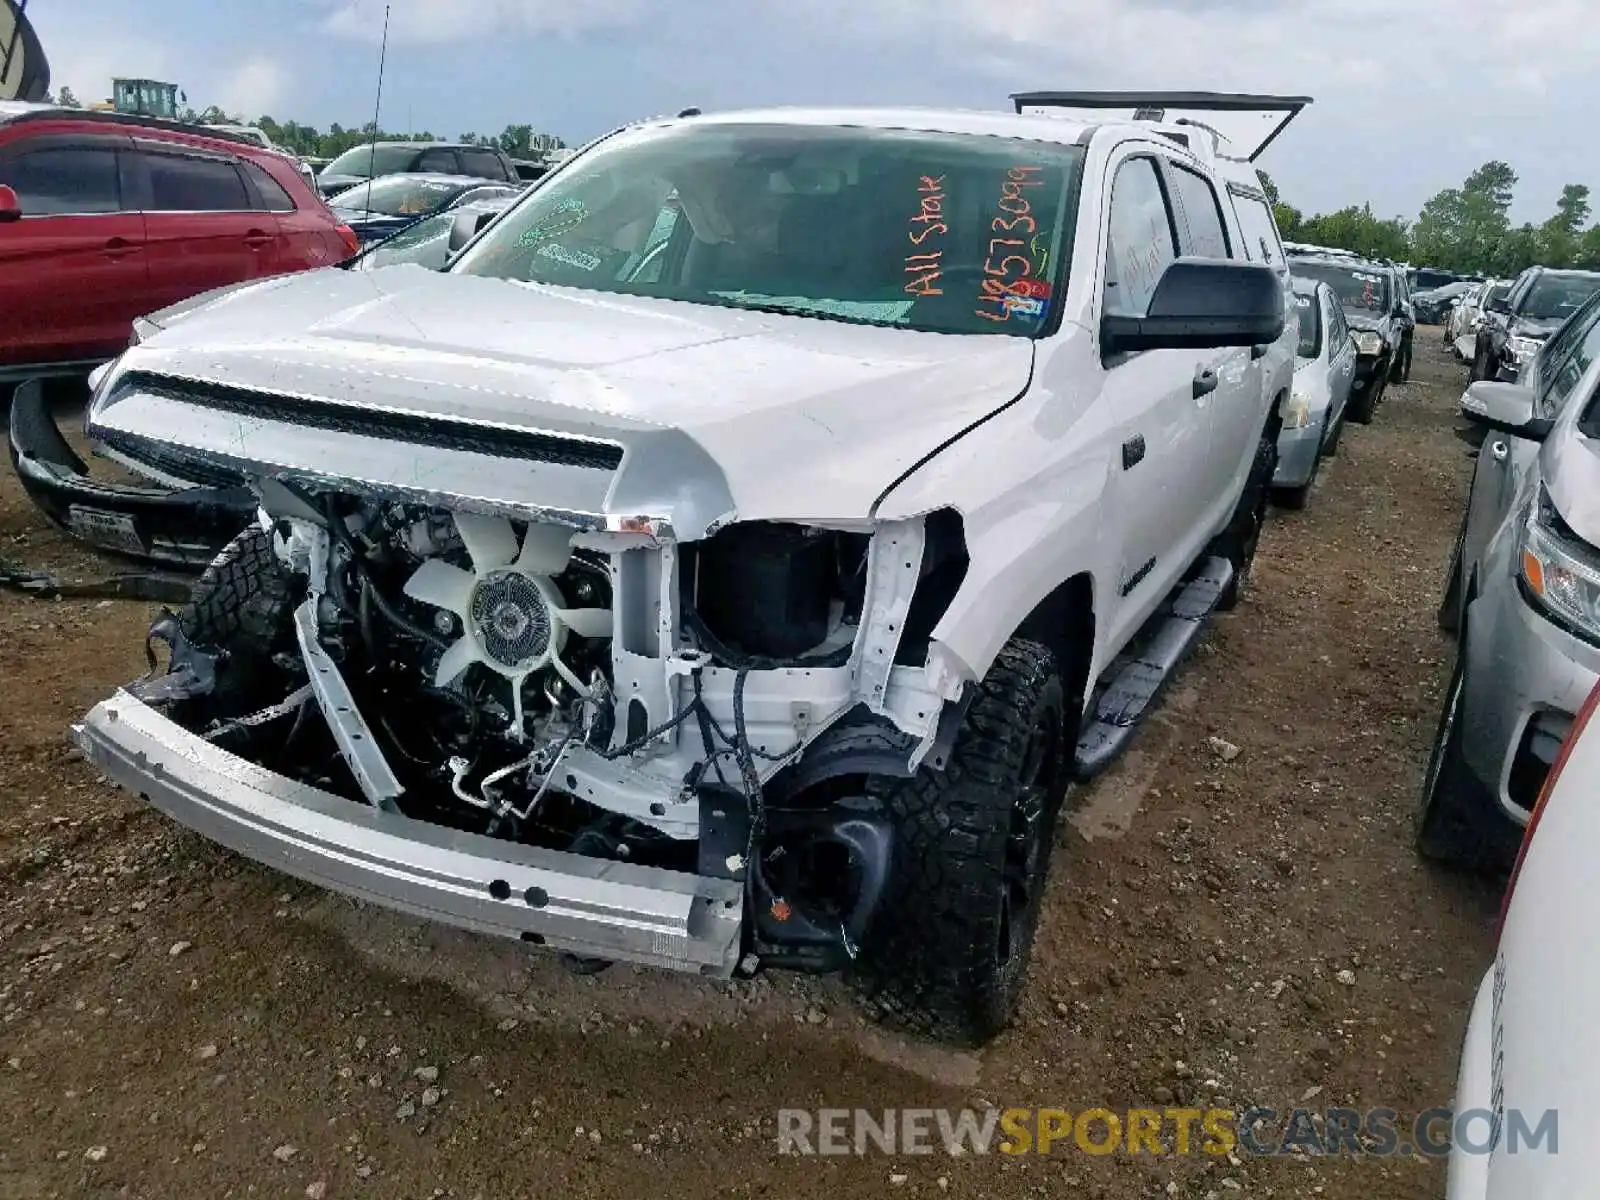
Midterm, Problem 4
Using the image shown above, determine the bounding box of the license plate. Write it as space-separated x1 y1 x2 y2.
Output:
66 506 145 555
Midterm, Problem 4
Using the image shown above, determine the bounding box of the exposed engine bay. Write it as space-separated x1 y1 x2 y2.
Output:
139 485 969 969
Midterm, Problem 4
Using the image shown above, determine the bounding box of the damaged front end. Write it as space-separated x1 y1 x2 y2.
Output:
73 374 972 978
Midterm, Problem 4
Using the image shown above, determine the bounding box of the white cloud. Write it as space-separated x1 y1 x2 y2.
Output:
320 0 646 44
215 56 289 120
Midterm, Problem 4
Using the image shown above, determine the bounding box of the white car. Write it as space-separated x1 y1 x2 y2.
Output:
1446 677 1600 1197
73 94 1302 1046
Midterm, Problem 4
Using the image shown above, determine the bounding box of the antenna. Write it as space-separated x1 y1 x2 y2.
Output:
359 3 391 215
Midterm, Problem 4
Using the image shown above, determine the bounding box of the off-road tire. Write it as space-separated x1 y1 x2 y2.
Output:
1415 640 1516 873
1214 431 1276 611
178 526 297 717
851 639 1068 1047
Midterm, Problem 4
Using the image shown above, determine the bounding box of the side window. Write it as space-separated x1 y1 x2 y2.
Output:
243 162 295 211
417 148 459 173
1231 192 1282 268
145 153 251 211
0 145 122 215
1325 295 1346 349
1168 165 1231 259
459 149 509 180
1538 302 1600 415
1104 157 1178 318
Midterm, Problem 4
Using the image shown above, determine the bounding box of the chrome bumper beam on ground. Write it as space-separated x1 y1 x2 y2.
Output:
71 691 744 977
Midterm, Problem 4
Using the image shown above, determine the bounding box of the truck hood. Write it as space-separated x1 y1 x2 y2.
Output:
89 266 1036 538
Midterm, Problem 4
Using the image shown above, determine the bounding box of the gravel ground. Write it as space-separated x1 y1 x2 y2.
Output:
0 338 1499 1199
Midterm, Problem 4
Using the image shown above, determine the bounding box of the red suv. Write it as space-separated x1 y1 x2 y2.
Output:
0 105 360 383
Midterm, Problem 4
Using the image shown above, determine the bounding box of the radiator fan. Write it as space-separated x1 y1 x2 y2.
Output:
402 513 611 731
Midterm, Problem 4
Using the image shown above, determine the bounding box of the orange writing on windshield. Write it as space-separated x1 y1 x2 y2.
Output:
976 166 1048 323
905 175 948 297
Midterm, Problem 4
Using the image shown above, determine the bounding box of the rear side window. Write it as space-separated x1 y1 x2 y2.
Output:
0 146 121 214
243 162 296 211
1231 191 1284 269
1168 165 1231 259
145 153 251 211
458 148 509 180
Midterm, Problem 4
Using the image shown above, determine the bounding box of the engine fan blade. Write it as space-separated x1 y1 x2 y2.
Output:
554 607 613 639
515 523 574 577
433 637 482 688
454 512 519 572
402 559 475 615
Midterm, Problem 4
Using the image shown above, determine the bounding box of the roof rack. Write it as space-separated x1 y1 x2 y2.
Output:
1010 90 1312 161
0 103 267 149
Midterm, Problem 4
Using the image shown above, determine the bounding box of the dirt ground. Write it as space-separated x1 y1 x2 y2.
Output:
0 337 1499 1199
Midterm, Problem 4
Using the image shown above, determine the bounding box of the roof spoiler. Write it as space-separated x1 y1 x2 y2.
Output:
1009 90 1312 162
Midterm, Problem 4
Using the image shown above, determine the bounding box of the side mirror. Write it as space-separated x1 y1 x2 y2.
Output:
1459 380 1552 442
1101 258 1284 355
1487 297 1512 315
447 208 496 254
0 184 21 223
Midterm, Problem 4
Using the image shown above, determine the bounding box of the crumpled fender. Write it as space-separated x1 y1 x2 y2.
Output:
8 379 257 570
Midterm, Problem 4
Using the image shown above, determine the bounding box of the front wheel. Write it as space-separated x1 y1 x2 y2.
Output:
1415 646 1514 872
852 639 1068 1047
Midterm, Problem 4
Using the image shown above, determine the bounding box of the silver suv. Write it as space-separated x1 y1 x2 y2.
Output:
1422 289 1600 867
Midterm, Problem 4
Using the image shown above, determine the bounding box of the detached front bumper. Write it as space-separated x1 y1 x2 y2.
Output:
72 691 744 976
1273 420 1324 488
9 379 256 568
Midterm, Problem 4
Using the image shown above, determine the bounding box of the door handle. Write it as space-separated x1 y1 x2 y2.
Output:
1193 367 1219 399
102 236 141 259
243 229 274 248
1490 439 1509 462
1121 434 1146 470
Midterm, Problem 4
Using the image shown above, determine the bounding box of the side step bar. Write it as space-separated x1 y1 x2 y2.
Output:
1074 555 1234 778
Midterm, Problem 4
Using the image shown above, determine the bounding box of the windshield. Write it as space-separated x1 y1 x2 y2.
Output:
332 176 463 216
1291 292 1320 358
1522 274 1600 322
322 144 418 179
451 122 1086 336
1289 262 1391 313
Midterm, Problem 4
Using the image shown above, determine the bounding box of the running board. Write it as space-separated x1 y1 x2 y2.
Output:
1073 555 1233 778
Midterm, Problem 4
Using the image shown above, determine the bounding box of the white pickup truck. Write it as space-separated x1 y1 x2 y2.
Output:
73 92 1306 1045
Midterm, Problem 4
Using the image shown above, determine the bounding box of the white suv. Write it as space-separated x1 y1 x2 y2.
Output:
74 95 1304 1045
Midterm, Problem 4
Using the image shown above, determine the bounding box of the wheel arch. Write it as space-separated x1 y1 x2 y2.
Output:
1013 571 1097 735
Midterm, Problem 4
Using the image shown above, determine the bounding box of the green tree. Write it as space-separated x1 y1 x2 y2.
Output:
56 86 80 108
1540 184 1591 267
1293 203 1409 261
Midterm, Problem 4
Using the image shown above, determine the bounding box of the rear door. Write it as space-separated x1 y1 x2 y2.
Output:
130 140 280 312
1324 291 1355 425
1165 158 1260 502
1097 149 1215 638
238 157 343 271
0 131 147 367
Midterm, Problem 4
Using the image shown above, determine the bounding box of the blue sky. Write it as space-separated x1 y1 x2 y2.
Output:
31 0 1599 226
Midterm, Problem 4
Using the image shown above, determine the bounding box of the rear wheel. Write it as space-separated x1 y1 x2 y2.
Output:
852 638 1068 1047
1391 338 1413 383
1214 431 1276 610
